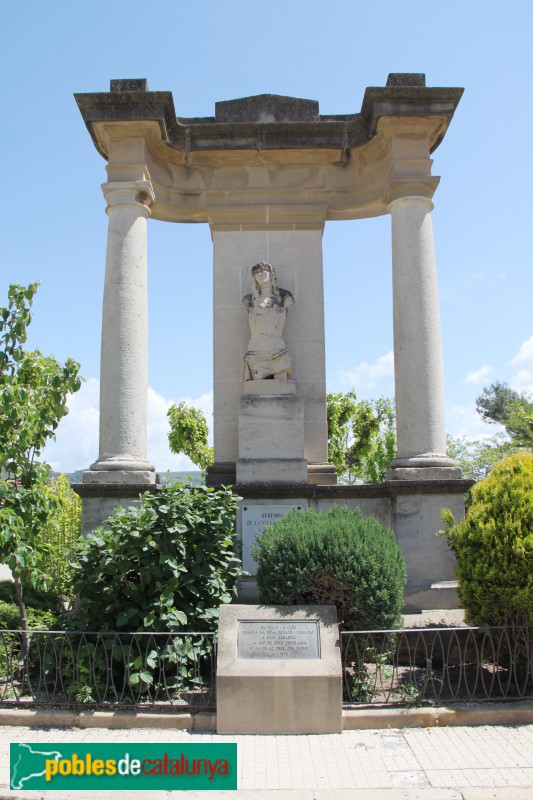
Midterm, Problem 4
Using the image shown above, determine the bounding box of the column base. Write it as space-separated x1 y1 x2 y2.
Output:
388 453 462 481
84 469 156 486
87 456 156 485
307 464 337 485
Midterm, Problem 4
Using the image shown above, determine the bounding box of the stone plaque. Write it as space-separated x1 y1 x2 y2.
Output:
238 620 320 660
241 504 303 574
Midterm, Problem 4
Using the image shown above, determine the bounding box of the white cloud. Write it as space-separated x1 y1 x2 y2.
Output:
42 379 214 474
464 365 493 385
511 336 533 366
447 401 505 440
42 378 100 472
511 369 533 394
340 351 395 392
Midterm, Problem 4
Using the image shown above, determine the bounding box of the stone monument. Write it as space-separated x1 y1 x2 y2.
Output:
74 74 471 610
216 604 342 734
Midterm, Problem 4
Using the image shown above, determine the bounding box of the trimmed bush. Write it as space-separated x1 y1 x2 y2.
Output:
442 452 533 626
253 506 406 630
71 483 242 632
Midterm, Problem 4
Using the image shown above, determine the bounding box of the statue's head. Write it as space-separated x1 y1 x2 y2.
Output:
251 262 277 288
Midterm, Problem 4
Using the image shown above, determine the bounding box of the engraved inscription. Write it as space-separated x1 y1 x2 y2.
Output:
241 504 303 574
238 620 320 660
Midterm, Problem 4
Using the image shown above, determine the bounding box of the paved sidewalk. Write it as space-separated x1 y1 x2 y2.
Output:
2 723 533 799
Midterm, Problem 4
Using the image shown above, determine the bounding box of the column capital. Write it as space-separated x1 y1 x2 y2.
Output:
386 176 440 208
388 194 434 214
101 180 155 213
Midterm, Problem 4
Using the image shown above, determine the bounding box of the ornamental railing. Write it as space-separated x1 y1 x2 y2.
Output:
3 625 532 711
0 630 217 711
341 626 533 706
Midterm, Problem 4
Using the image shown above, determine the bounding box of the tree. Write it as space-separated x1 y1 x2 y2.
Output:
476 381 533 449
441 453 533 626
446 434 520 483
167 401 213 470
326 391 396 484
0 283 81 654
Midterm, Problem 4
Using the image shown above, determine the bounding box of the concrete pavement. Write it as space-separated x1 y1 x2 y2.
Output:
2 721 533 799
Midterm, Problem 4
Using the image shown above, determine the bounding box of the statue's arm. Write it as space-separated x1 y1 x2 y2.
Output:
242 293 253 309
280 289 294 309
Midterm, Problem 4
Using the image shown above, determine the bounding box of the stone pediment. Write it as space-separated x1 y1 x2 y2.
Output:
215 95 319 124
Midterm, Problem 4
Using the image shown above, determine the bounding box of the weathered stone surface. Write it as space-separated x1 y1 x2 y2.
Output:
386 72 426 87
110 78 148 92
215 94 319 124
243 263 294 381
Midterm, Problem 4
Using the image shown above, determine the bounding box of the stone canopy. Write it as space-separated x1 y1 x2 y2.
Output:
75 74 463 225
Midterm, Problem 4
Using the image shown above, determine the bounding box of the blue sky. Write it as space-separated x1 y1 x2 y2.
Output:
2 1 532 472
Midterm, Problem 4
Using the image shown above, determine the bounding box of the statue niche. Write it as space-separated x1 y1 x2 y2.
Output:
242 262 294 381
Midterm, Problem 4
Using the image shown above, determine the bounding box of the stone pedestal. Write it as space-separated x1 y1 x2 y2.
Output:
217 604 342 734
210 225 330 486
237 380 307 484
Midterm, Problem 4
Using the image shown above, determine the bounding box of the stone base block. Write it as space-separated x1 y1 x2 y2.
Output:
238 388 307 484
73 482 160 534
237 457 308 484
388 466 463 481
403 581 460 613
216 605 342 734
239 392 305 460
307 463 337 485
83 469 156 485
205 462 236 487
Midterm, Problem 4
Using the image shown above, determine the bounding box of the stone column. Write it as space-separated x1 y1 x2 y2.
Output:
86 179 156 484
388 194 459 479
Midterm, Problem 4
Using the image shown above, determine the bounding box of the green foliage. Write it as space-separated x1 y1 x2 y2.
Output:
71 483 242 633
253 506 406 630
476 382 533 449
167 402 214 470
34 474 82 607
0 601 59 631
0 283 81 645
0 581 61 612
446 434 520 482
441 453 533 625
326 391 396 484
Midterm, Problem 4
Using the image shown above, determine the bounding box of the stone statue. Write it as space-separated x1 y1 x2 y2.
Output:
242 262 294 380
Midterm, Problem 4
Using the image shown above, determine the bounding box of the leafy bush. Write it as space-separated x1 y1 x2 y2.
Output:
0 581 60 613
71 483 242 633
253 506 406 630
442 453 533 626
34 474 82 607
0 600 59 630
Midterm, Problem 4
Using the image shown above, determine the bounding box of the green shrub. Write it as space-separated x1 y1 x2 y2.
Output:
253 506 406 630
442 452 533 626
35 474 82 607
71 483 242 633
0 581 61 612
0 600 59 630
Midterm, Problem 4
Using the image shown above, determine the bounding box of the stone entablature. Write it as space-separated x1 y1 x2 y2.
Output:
75 74 463 225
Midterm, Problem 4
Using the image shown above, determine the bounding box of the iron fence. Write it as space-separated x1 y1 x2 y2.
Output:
342 626 533 706
3 625 533 712
0 630 217 711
